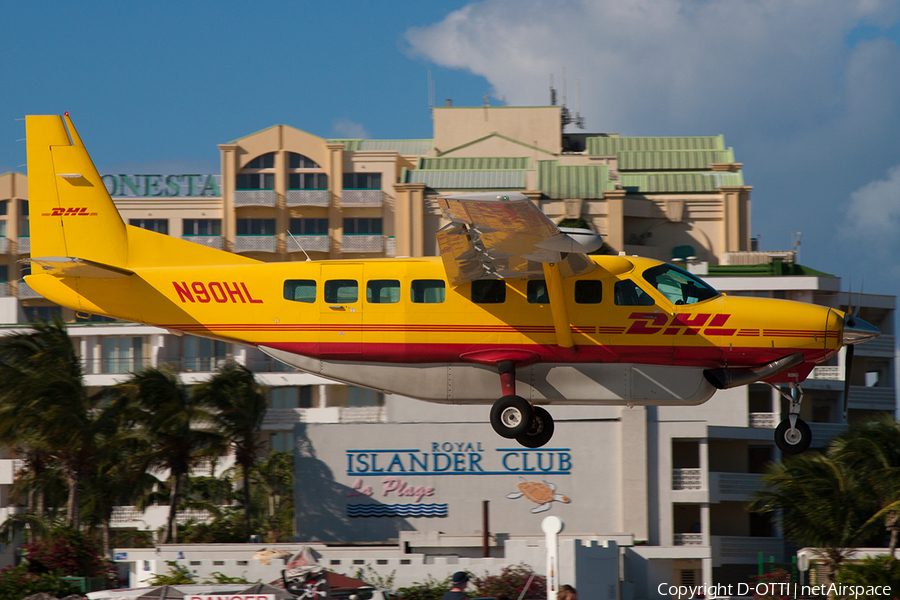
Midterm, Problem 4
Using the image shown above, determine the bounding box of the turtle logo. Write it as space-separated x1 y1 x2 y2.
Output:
506 477 570 513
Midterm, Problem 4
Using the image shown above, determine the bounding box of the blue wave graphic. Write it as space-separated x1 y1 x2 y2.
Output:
347 503 448 518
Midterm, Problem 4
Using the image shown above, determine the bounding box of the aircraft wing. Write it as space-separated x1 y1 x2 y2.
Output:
435 192 602 285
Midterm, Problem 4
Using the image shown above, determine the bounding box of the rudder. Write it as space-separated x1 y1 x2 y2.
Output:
26 115 128 268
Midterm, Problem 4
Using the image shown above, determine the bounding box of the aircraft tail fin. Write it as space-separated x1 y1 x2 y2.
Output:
26 115 129 269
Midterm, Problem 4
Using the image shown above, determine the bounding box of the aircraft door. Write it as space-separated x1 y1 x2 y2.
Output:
319 263 363 357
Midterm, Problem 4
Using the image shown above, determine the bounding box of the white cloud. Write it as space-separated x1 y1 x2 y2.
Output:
331 118 370 140
842 164 900 252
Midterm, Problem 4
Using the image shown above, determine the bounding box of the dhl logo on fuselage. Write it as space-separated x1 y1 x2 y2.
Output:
42 207 98 217
172 281 263 304
628 312 735 335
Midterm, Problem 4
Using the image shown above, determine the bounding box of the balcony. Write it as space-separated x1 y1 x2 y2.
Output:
0 282 9 297
672 468 703 490
17 237 30 254
673 533 703 546
234 189 277 207
848 386 896 411
233 235 277 253
182 235 224 250
287 189 330 207
262 406 385 428
0 238 8 254
857 335 895 357
342 235 384 253
711 536 782 565
18 281 42 299
341 189 383 208
749 412 777 429
809 366 841 381
809 422 849 448
710 472 762 502
287 235 330 254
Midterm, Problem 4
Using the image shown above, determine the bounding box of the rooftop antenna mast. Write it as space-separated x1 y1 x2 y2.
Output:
556 69 586 130
549 74 557 106
791 231 802 264
428 69 436 119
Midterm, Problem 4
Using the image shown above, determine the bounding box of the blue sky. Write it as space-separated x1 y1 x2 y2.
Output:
3 1 900 296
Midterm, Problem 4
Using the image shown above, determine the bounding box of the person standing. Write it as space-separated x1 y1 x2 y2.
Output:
441 571 471 600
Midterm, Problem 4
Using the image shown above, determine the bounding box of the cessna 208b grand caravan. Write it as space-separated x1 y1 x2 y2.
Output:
23 114 880 452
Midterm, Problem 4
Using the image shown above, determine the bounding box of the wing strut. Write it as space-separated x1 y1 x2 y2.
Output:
542 262 577 354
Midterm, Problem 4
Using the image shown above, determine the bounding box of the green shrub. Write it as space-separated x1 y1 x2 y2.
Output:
836 556 900 598
0 564 75 600
23 527 110 578
472 564 546 599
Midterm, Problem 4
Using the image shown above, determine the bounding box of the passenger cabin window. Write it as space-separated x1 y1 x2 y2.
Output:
614 279 655 306
472 280 506 304
527 280 549 304
284 280 316 303
367 280 400 304
575 280 603 304
325 280 358 303
642 264 720 305
411 280 445 303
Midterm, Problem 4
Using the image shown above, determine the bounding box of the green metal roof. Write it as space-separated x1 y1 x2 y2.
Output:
537 161 614 199
619 171 744 193
407 169 526 190
419 156 531 170
328 139 433 155
587 135 725 155
616 149 735 171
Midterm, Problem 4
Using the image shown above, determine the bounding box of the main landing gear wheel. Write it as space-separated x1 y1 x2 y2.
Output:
490 395 533 439
516 406 555 448
775 418 811 455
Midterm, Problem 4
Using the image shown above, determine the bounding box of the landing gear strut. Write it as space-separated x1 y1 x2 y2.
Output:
770 383 811 455
489 361 555 447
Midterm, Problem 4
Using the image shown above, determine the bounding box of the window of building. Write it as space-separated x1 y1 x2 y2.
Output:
288 153 321 169
75 313 118 323
271 432 293 452
129 219 169 234
22 305 62 323
0 221 6 237
284 279 316 303
102 337 144 374
614 279 655 306
183 219 221 236
343 218 382 235
0 265 7 282
270 386 313 409
245 153 275 169
19 220 29 237
527 280 549 304
411 280 445 304
324 280 358 303
289 218 329 235
235 173 275 190
367 280 400 304
0 201 7 216
236 219 276 235
472 280 506 304
575 280 603 304
343 173 381 189
19 201 28 216
348 386 383 406
289 173 328 190
184 337 227 372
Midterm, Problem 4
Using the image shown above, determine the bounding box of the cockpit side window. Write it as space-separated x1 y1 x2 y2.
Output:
614 280 655 306
642 264 720 305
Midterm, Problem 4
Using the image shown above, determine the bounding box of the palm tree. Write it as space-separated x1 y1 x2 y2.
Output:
121 366 225 544
193 362 267 542
831 416 900 556
750 452 878 580
0 318 108 529
249 450 294 542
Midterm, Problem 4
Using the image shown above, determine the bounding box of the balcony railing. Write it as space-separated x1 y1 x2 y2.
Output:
17 237 30 254
856 335 895 357
809 422 849 448
809 366 841 381
0 282 9 297
80 357 153 375
234 189 276 207
182 235 224 250
673 533 703 546
18 281 42 299
712 472 762 498
342 234 384 253
341 189 383 208
712 536 782 563
672 468 703 490
287 235 330 254
385 236 396 258
0 238 8 254
262 406 386 428
749 412 777 429
287 189 330 207
848 386 896 411
233 235 277 253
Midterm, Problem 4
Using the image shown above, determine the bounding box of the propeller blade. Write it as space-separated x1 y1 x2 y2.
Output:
843 343 854 421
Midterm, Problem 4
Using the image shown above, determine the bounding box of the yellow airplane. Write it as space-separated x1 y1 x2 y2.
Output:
23 114 880 453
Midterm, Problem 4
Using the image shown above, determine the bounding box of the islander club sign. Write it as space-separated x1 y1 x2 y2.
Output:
101 174 221 197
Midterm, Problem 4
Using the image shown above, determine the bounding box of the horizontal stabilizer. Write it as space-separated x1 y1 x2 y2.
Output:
27 256 134 279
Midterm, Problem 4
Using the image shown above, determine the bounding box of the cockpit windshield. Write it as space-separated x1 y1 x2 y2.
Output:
641 263 720 305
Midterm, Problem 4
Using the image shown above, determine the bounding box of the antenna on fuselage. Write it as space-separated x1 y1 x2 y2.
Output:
287 231 312 261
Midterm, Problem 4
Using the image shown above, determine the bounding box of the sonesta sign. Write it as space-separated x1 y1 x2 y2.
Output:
101 174 221 197
188 595 275 600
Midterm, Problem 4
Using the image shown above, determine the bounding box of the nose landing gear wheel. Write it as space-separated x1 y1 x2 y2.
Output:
490 395 533 439
775 418 811 454
516 406 555 448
